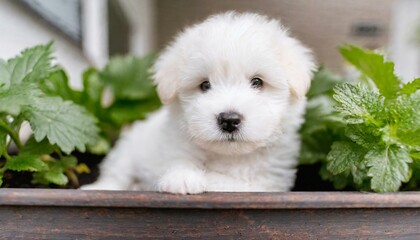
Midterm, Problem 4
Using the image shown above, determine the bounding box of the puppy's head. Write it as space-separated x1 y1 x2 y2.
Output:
153 12 315 155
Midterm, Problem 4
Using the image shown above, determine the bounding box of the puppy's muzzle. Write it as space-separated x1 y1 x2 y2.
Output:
217 111 242 133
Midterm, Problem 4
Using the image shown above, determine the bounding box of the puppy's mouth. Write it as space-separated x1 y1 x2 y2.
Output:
196 132 264 155
227 134 236 142
222 132 243 142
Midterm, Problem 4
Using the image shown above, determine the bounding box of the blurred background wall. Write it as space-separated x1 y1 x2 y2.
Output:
156 0 393 73
0 0 89 88
1 0 420 86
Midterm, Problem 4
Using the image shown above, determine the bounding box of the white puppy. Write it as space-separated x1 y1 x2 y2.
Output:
82 12 315 194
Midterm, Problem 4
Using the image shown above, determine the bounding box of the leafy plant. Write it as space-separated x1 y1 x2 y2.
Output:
300 45 420 192
0 43 161 187
40 54 161 154
0 43 98 186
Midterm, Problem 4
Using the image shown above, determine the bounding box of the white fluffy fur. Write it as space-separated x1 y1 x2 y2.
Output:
81 12 315 194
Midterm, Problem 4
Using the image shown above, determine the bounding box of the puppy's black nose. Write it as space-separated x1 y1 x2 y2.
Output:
217 111 242 133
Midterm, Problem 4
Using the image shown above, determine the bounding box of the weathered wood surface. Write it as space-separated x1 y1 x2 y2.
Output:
0 189 419 239
1 189 420 208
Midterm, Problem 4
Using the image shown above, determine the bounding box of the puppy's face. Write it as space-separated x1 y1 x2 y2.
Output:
153 13 315 155
178 49 289 155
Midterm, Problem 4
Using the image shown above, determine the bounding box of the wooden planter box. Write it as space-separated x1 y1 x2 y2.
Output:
0 189 419 239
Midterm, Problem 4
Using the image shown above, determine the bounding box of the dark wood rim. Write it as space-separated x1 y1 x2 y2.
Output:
0 189 419 209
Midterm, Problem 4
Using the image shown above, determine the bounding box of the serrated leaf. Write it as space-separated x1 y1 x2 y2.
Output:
333 83 384 125
320 164 351 189
397 129 420 147
404 93 420 127
366 146 412 192
33 168 68 185
351 164 368 187
392 94 420 130
80 68 105 117
99 55 157 100
0 83 44 115
40 69 82 103
1 81 100 154
0 59 10 90
400 78 420 96
300 71 346 165
344 124 382 148
82 68 104 105
327 141 367 174
108 98 161 126
23 97 99 154
393 93 420 147
6 43 54 85
307 68 345 99
5 155 48 172
20 137 56 156
32 157 76 185
340 45 401 99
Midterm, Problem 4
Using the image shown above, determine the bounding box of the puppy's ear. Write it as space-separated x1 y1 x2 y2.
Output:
153 46 182 104
280 38 316 99
288 65 313 99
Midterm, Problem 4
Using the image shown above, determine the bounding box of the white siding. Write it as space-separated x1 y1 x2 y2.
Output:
0 0 88 88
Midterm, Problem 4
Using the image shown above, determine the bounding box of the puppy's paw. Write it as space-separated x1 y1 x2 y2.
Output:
157 167 206 194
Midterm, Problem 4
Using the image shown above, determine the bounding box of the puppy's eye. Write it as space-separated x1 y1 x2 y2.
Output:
199 80 211 92
250 77 263 89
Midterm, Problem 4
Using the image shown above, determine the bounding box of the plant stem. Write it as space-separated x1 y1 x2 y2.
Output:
3 151 12 161
0 118 23 150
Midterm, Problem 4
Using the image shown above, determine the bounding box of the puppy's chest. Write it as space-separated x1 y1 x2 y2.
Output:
203 154 268 180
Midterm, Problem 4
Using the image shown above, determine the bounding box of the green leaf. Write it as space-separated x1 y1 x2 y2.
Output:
339 45 401 99
393 93 420 147
326 141 367 174
0 59 10 90
87 135 110 155
344 124 382 149
410 152 420 161
40 69 82 103
6 42 54 85
20 137 56 156
307 68 344 99
397 129 420 147
0 83 44 115
33 168 67 185
82 68 104 105
80 68 105 117
0 80 100 154
108 98 161 126
32 157 76 186
400 78 420 96
0 172 3 187
99 55 157 100
351 164 369 187
392 93 420 130
320 164 351 189
23 97 99 154
299 67 347 165
366 146 412 192
333 83 384 125
5 155 48 172
299 106 344 165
